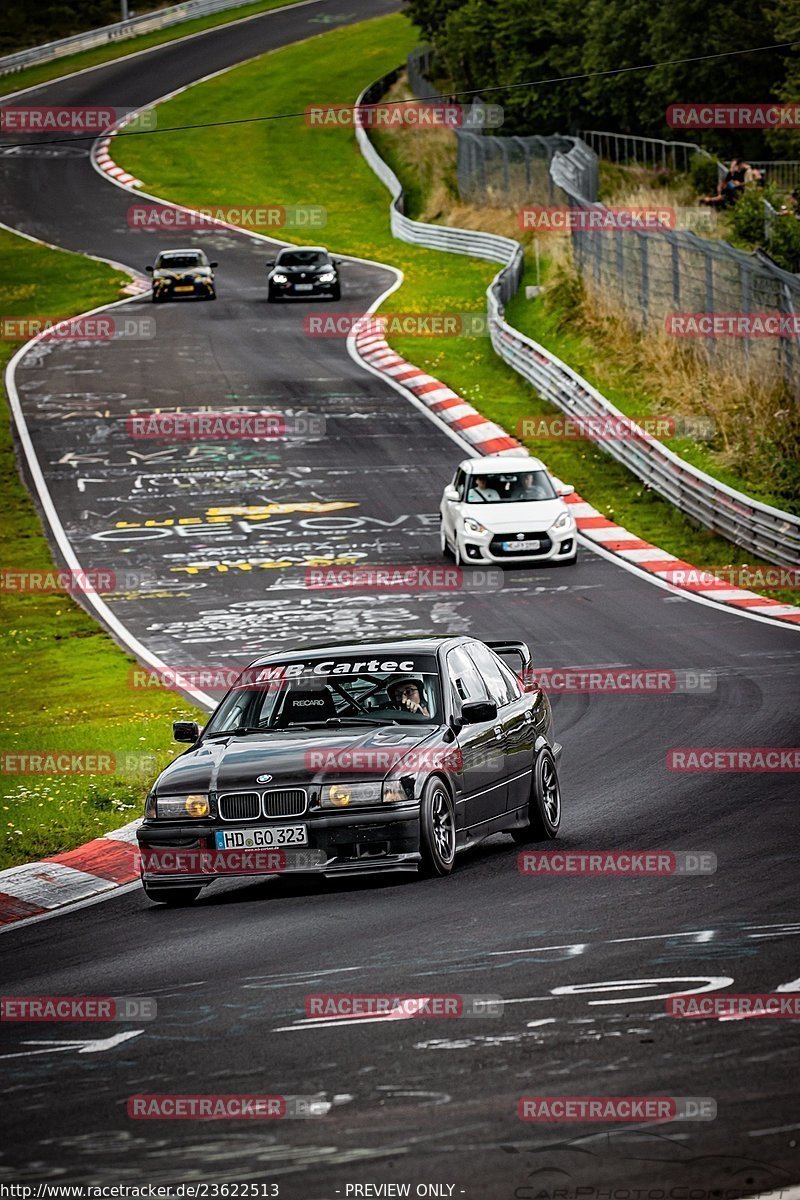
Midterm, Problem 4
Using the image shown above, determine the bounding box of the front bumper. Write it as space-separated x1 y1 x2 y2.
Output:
153 277 215 299
137 806 421 885
460 527 576 564
269 278 338 298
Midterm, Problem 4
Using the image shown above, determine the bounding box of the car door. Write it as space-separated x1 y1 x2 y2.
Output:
446 645 507 831
441 468 466 547
466 642 533 813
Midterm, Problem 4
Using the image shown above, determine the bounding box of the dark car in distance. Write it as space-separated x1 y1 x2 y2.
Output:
266 246 341 301
136 637 562 905
146 248 217 302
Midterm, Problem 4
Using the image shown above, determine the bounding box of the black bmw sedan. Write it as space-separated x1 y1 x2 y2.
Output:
266 245 341 301
136 637 562 904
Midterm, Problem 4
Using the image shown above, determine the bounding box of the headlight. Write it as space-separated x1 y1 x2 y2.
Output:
464 517 488 535
550 511 574 533
144 792 157 819
272 273 288 283
154 794 210 819
320 780 413 807
318 272 336 283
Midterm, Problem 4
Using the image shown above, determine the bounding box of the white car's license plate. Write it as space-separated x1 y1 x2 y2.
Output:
294 283 314 291
215 825 308 849
503 539 540 551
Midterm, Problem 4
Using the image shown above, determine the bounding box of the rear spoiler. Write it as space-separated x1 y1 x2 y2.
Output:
486 641 532 672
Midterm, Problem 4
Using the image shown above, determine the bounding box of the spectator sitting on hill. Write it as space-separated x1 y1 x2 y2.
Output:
700 158 746 208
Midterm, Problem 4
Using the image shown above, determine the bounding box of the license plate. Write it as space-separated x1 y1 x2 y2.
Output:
502 539 541 551
294 283 314 291
215 825 307 849
174 285 194 292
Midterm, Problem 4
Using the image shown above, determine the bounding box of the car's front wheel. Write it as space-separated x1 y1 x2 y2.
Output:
440 523 452 559
511 747 561 842
330 284 341 301
419 778 456 877
143 885 202 906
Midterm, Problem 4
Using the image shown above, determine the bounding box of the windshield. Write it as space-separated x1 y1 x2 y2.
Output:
156 253 206 269
203 656 442 735
277 250 328 267
466 469 557 503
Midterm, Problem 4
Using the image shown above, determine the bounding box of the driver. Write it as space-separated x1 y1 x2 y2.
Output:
386 676 430 717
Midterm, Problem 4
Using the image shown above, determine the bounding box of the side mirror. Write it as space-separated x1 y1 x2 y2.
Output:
557 484 575 497
333 259 342 267
145 265 153 273
265 260 275 268
173 720 200 743
460 700 498 725
209 261 218 269
444 485 459 502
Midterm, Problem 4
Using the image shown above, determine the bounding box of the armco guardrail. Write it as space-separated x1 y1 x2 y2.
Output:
355 70 800 568
0 0 254 76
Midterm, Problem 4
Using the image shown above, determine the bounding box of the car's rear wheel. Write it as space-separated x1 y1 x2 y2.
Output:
511 747 561 842
143 885 202 906
419 778 456 876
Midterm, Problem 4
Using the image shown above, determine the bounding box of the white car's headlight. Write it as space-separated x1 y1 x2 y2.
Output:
550 511 574 533
272 273 288 283
318 271 336 283
464 517 489 535
154 794 210 819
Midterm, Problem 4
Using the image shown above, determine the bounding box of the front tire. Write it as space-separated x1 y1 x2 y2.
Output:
419 778 456 877
143 885 202 906
440 524 452 560
511 747 561 842
330 284 341 301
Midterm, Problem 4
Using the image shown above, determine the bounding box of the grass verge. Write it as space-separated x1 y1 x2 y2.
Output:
0 229 203 870
115 14 798 604
0 0 305 99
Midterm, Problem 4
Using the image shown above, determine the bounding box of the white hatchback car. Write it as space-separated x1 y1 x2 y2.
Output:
439 455 577 567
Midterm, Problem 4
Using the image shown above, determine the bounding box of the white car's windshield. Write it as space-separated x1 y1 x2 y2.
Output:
203 657 442 734
466 470 556 503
